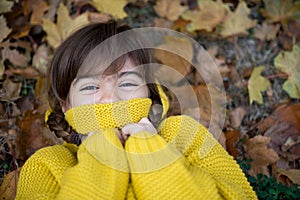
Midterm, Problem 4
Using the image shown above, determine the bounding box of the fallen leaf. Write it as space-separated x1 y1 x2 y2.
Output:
155 35 193 84
181 0 229 32
91 0 127 19
88 11 112 23
9 66 40 79
154 18 174 29
274 44 300 99
0 15 11 43
260 0 300 26
42 3 90 48
0 0 14 13
32 44 50 75
230 107 247 128
23 0 49 25
225 130 240 158
0 78 22 101
34 76 49 115
248 66 271 104
154 0 188 21
1 47 29 67
277 168 300 185
0 168 20 200
0 61 4 79
254 22 280 41
244 135 280 177
220 1 257 37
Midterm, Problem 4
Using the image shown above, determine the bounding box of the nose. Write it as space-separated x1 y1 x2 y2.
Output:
97 80 120 104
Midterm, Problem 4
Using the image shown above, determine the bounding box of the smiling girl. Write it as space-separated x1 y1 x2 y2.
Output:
16 21 257 200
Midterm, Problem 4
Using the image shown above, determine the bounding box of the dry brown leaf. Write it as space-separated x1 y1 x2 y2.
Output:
0 78 22 101
181 0 229 32
0 61 4 79
32 44 51 75
155 36 193 84
0 168 20 200
254 22 280 41
155 0 188 21
1 47 29 67
220 1 257 37
277 168 300 185
88 12 112 23
230 107 247 128
9 66 40 79
0 15 12 43
225 130 240 158
244 135 280 177
23 0 49 25
154 18 174 29
34 76 49 115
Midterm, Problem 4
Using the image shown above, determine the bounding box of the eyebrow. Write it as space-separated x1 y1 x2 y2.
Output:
72 76 98 87
119 71 143 79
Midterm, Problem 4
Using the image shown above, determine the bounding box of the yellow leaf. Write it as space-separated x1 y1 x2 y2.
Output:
92 0 127 19
220 1 257 37
181 0 230 32
275 45 300 99
0 0 13 13
155 0 188 21
42 3 90 48
248 66 271 104
0 15 11 43
261 0 300 26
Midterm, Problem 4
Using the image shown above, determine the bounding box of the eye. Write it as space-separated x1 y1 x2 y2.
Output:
119 82 138 87
80 85 99 91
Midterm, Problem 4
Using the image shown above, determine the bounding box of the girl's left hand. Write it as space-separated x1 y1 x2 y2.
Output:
119 118 157 142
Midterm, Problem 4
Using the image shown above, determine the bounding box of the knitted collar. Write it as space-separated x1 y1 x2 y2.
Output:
64 98 152 134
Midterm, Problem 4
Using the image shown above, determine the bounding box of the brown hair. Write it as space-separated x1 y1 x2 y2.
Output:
47 20 161 145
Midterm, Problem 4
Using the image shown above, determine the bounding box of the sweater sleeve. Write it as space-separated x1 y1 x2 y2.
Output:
125 132 220 200
158 115 257 200
16 129 129 200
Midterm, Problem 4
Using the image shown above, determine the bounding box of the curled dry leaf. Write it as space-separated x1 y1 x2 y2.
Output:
154 0 188 21
244 135 280 177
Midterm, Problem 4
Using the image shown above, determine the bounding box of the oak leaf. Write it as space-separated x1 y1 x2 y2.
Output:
220 1 257 37
155 0 188 21
248 66 271 104
0 15 11 43
42 3 90 48
0 0 13 13
275 45 300 99
181 0 229 32
260 0 300 26
244 135 279 177
92 0 127 19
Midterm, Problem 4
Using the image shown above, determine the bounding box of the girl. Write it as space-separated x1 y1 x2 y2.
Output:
16 21 257 199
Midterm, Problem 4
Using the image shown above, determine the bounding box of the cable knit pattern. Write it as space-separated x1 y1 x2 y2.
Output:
16 98 257 199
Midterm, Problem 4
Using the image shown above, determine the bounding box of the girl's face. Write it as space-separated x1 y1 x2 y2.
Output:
62 59 149 112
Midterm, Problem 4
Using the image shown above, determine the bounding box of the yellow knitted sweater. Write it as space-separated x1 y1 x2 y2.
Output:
16 98 257 199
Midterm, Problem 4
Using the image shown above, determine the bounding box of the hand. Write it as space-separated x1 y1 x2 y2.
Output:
116 118 157 145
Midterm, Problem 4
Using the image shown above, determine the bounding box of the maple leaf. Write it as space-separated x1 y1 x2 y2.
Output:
42 3 90 48
248 66 271 104
0 15 11 43
220 1 257 37
181 0 230 32
0 0 13 13
274 45 300 99
244 135 280 177
92 0 127 19
254 22 280 41
261 0 300 26
154 0 188 21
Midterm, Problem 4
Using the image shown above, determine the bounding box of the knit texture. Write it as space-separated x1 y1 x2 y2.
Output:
16 98 257 199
